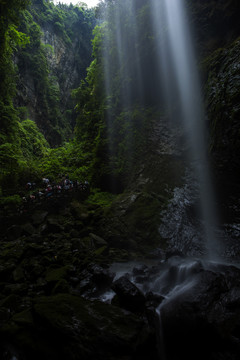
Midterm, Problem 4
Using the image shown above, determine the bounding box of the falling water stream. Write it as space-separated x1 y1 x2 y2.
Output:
148 1 219 357
153 0 220 260
99 0 237 358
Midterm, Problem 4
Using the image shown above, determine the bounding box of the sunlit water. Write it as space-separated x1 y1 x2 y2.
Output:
147 1 221 356
102 0 220 259
101 1 225 357
150 0 220 260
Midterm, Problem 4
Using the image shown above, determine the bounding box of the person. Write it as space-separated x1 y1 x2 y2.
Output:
29 194 35 201
45 184 53 197
57 184 62 193
38 189 44 198
84 180 90 193
26 182 32 190
63 179 70 191
42 178 49 186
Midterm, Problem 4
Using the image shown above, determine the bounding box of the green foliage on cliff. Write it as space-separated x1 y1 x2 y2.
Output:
0 0 96 197
0 0 31 195
19 119 49 158
16 1 95 146
73 0 157 191
203 38 240 177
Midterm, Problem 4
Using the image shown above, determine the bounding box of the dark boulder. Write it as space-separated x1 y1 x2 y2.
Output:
159 264 240 360
112 275 146 313
88 264 115 285
31 211 48 226
77 265 115 299
0 294 156 360
5 225 23 241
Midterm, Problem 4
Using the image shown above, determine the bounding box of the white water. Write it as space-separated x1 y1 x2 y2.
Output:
148 1 220 356
102 0 220 259
149 0 220 260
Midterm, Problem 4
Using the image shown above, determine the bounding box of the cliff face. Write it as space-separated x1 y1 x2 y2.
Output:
188 0 240 55
193 0 240 189
15 3 95 146
41 22 91 114
203 39 240 177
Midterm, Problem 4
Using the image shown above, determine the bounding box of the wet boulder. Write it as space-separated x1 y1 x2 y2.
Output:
31 211 48 226
88 264 114 285
160 264 240 360
21 223 37 236
5 225 23 241
89 233 108 247
0 294 156 360
77 265 115 298
111 275 146 313
46 216 64 233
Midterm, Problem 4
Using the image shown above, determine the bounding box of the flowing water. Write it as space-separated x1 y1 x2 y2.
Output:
102 0 220 259
147 1 220 357
100 1 237 358
150 0 220 260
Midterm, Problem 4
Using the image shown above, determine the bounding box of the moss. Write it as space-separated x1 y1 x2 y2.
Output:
33 293 147 340
52 279 70 295
105 189 169 250
94 244 107 254
108 248 133 262
203 38 240 175
0 195 22 211
12 309 33 326
0 294 20 312
45 265 70 283
0 293 148 359
86 189 116 208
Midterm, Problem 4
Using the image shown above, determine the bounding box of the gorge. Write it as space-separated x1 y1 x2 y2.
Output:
1 0 240 359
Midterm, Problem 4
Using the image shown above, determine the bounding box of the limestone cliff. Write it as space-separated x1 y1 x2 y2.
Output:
14 2 95 146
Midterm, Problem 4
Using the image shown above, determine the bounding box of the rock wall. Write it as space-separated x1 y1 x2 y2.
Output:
204 39 240 179
14 4 95 146
41 23 89 113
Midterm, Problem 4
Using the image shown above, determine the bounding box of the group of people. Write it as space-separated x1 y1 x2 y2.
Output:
23 174 90 203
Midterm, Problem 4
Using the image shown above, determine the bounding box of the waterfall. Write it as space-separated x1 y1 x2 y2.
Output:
147 1 221 356
149 0 220 260
101 0 220 259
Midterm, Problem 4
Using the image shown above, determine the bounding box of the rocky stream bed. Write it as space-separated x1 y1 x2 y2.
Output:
1 181 240 360
1 114 240 359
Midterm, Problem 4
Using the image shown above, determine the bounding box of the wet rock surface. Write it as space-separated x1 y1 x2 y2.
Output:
111 275 146 313
0 196 159 360
110 257 240 360
159 261 240 360
1 106 240 359
1 190 240 359
0 294 154 360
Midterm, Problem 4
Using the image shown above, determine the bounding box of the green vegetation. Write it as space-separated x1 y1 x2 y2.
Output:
3 0 235 211
0 0 95 200
86 189 116 208
0 0 166 203
73 0 161 191
0 0 30 196
17 0 96 145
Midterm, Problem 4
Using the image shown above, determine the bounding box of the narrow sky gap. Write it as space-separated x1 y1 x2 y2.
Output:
53 0 100 8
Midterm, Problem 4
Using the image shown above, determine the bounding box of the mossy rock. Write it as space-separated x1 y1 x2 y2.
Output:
104 191 168 250
11 309 33 327
70 200 91 221
203 38 240 179
45 265 70 283
12 265 25 282
0 294 156 360
52 279 70 295
0 294 21 313
33 294 154 359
